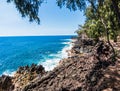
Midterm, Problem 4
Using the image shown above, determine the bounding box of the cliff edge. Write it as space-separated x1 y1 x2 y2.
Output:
0 37 120 91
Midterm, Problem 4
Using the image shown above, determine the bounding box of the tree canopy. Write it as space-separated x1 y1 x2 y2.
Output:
7 0 120 27
6 0 120 60
56 0 86 11
74 0 120 61
7 0 44 24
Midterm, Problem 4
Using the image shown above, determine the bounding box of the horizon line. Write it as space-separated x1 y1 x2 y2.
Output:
0 34 77 37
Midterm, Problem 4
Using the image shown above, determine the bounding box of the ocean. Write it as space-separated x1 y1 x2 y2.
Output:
0 36 73 76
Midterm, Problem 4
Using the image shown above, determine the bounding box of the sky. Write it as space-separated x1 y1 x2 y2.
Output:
0 0 85 36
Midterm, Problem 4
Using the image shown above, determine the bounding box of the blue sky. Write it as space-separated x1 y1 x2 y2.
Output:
0 0 85 36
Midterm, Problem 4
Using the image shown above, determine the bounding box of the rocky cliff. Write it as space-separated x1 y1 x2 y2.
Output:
22 38 120 91
0 37 120 91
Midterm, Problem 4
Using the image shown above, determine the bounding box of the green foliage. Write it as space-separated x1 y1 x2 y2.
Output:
6 0 120 29
56 0 120 42
56 0 86 11
7 0 44 24
75 0 120 42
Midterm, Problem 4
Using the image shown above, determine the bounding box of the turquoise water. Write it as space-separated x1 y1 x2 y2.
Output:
0 36 73 75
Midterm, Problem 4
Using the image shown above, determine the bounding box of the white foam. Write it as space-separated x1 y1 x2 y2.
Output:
61 42 73 58
2 70 15 77
0 39 73 76
40 39 73 71
62 39 71 41
61 42 70 45
41 58 60 71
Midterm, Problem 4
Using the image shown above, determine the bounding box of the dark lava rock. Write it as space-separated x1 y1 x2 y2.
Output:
0 75 14 91
36 65 45 74
16 64 45 75
22 39 119 91
9 38 120 91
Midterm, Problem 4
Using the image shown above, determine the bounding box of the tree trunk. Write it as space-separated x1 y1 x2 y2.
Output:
101 18 116 61
89 0 116 61
106 29 116 60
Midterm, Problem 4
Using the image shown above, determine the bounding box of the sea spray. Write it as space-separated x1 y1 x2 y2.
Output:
40 39 73 71
2 70 15 76
0 36 74 76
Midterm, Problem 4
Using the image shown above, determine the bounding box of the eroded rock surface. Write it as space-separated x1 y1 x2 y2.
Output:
1 38 120 91
22 39 120 91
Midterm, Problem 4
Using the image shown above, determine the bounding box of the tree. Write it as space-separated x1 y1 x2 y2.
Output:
56 0 120 26
66 0 119 61
56 0 86 11
111 0 120 26
7 0 120 27
7 0 44 24
5 0 120 61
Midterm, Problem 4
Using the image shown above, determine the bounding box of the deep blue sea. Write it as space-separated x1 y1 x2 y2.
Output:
0 36 73 76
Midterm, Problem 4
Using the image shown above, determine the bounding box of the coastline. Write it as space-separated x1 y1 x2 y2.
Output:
0 36 73 77
4 38 74 91
0 37 120 91
22 37 120 91
39 38 74 71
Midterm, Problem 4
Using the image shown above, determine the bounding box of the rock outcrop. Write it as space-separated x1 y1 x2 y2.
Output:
0 37 120 91
13 64 46 91
0 64 46 91
22 39 120 91
0 75 14 91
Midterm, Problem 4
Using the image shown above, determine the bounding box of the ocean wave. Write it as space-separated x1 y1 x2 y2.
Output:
61 42 70 45
40 58 60 71
40 39 73 71
2 70 15 77
62 39 71 41
0 36 71 76
0 38 73 76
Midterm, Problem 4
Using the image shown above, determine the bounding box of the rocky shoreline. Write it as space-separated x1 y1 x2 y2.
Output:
0 37 120 91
